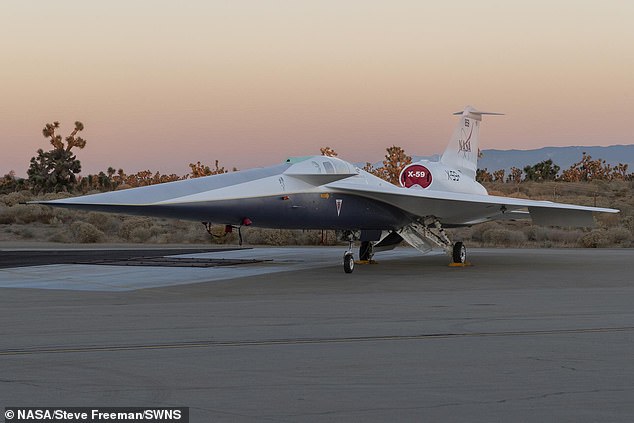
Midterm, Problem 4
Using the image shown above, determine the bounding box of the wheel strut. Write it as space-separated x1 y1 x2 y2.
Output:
343 232 355 273
359 241 374 262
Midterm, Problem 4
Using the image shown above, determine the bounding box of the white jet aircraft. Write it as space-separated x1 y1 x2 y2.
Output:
35 106 619 272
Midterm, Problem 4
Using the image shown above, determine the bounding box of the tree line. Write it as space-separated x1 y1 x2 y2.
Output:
1 121 632 196
1 121 235 195
477 154 632 184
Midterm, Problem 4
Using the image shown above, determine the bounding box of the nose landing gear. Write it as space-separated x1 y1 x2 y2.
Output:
341 230 358 273
343 251 355 273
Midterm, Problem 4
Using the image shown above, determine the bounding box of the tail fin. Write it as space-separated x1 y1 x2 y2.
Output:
440 106 503 180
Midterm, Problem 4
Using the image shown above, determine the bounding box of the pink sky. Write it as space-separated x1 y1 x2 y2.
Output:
1 1 633 176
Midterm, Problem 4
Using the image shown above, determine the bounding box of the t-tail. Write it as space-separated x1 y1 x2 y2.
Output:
440 106 503 180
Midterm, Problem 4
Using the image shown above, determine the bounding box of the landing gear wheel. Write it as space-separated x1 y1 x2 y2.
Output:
452 242 467 264
343 253 355 273
359 241 373 261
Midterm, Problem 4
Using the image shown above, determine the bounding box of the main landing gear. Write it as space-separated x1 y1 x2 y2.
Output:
339 218 468 273
452 241 467 264
398 217 468 265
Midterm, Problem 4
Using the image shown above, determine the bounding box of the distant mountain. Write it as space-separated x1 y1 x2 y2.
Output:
403 145 634 174
477 145 634 174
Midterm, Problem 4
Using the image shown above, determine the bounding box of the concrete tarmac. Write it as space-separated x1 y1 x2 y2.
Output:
1 247 633 422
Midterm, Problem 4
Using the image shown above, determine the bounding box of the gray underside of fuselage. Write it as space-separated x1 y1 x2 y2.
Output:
48 193 413 230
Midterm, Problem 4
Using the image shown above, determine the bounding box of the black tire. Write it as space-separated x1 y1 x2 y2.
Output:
452 242 467 264
359 241 372 261
343 253 355 273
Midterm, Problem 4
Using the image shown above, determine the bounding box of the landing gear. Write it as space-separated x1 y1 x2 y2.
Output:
359 241 374 261
343 252 355 273
340 230 358 273
202 222 245 246
398 216 469 265
452 241 467 264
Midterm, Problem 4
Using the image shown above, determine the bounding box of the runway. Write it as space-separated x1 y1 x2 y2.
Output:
0 247 424 291
1 246 633 422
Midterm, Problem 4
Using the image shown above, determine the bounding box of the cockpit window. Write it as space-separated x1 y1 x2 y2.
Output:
311 161 322 173
323 161 335 174
333 161 350 173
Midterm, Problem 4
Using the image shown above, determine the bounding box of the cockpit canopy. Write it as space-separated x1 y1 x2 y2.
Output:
284 156 358 175
283 156 359 185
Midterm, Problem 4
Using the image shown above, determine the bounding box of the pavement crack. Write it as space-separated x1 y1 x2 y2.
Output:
2 326 634 356
497 388 634 404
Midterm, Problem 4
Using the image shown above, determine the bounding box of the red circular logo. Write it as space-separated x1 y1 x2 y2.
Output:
399 164 432 188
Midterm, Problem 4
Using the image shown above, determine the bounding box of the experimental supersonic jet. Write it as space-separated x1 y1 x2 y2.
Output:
34 106 619 273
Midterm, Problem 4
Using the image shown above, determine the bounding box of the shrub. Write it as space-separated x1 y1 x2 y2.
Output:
245 228 297 246
606 227 631 244
482 228 527 246
18 227 35 239
2 191 33 206
241 228 334 246
596 212 621 228
118 217 153 240
182 225 209 243
129 227 152 242
3 204 49 224
507 191 530 199
70 221 105 243
85 212 121 234
48 230 71 243
0 206 14 224
469 222 498 243
525 226 550 242
580 230 609 248
545 228 584 245
623 216 634 233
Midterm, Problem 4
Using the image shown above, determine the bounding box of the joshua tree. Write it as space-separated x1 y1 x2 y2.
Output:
492 169 505 183
523 159 560 182
559 152 630 182
28 121 86 193
320 146 338 157
476 168 493 183
189 160 229 178
507 167 523 184
377 146 412 185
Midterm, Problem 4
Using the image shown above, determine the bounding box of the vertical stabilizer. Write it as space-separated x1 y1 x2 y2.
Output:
440 106 502 180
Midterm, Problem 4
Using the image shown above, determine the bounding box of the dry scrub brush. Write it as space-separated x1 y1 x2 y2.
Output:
1 180 633 247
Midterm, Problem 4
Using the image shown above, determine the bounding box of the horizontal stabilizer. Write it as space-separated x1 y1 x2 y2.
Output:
453 110 504 116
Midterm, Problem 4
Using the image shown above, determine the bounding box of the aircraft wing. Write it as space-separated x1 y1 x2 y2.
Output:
327 180 619 227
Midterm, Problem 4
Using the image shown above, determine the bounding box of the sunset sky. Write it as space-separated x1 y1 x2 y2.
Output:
1 1 633 176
